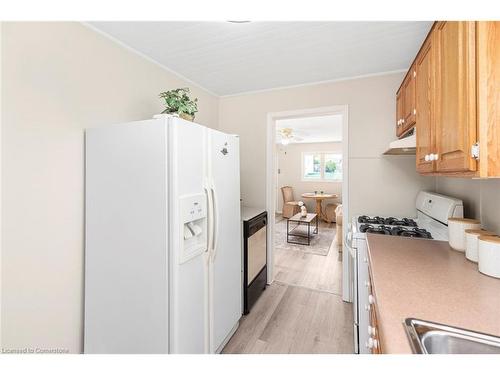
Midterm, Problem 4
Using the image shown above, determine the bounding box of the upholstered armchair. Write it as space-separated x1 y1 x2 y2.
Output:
281 186 301 219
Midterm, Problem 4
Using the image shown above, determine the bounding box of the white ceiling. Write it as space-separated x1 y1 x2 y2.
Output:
89 21 433 96
276 115 342 144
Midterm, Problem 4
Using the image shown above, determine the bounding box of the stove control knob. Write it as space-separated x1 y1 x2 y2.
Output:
365 280 371 288
364 304 371 312
363 257 368 263
368 294 375 304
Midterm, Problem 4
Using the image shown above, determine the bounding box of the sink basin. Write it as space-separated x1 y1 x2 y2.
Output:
404 318 500 354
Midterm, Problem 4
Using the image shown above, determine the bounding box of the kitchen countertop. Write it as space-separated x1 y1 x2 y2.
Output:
366 234 500 354
241 206 266 222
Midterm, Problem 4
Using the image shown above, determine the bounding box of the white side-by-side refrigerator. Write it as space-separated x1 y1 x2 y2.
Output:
84 115 242 354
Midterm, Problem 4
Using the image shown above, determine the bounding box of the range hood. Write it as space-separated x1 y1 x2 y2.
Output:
383 130 416 155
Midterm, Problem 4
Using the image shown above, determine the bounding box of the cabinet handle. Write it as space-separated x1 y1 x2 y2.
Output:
368 325 377 336
428 153 439 161
424 154 430 162
402 119 405 124
366 338 379 349
413 108 417 115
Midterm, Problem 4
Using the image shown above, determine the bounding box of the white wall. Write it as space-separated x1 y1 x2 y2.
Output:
436 178 500 233
219 73 436 219
0 22 219 353
276 142 342 213
0 21 3 350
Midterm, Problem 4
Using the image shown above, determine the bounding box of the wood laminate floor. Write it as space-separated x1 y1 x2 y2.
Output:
222 219 353 354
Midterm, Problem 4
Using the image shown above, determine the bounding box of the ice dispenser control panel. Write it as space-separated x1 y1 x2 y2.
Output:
179 193 207 264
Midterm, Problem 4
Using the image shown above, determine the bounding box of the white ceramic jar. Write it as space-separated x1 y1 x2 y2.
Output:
465 229 495 262
448 218 481 252
478 235 500 278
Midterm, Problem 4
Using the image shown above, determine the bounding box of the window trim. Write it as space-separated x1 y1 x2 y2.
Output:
301 151 343 182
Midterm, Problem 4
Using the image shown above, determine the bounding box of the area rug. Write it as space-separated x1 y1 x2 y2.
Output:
274 218 336 256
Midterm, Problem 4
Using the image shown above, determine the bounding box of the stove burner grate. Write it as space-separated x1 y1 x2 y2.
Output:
358 215 417 227
383 217 417 227
359 224 392 235
358 215 386 225
390 226 433 239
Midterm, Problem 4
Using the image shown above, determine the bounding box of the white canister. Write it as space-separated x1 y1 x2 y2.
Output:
478 235 500 278
465 229 495 262
448 218 481 252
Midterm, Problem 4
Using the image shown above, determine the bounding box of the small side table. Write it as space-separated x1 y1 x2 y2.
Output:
287 213 318 246
301 193 338 222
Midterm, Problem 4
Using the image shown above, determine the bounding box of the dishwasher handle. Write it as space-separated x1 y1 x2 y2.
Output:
247 213 267 237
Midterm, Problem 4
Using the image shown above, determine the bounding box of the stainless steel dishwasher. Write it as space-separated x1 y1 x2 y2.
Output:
243 211 267 314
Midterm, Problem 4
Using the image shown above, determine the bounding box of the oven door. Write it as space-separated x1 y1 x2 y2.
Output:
345 229 359 354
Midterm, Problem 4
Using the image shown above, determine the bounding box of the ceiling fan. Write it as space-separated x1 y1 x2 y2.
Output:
277 127 307 145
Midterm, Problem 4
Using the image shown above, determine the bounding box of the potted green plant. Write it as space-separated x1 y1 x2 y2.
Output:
158 88 198 121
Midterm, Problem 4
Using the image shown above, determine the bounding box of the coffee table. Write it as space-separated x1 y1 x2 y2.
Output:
287 213 318 246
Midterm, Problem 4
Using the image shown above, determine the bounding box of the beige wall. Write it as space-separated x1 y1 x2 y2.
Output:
0 23 450 354
219 73 436 219
0 22 219 353
436 178 500 233
276 142 343 213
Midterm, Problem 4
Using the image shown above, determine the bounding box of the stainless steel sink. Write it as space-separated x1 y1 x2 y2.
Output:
404 318 500 354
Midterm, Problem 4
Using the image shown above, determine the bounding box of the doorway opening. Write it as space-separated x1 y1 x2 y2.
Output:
222 106 352 354
266 106 349 300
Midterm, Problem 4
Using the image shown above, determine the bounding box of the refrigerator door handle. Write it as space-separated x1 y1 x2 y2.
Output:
210 182 219 261
204 184 214 254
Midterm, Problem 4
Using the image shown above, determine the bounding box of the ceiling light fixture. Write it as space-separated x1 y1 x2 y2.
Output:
281 138 290 146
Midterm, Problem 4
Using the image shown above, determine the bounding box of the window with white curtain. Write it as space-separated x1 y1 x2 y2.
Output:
302 152 342 182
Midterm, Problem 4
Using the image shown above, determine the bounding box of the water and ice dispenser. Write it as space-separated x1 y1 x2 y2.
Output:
179 193 207 263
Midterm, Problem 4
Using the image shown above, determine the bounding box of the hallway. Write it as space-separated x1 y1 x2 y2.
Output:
223 221 353 354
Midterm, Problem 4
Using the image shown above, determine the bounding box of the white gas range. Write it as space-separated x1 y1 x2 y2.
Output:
345 191 464 354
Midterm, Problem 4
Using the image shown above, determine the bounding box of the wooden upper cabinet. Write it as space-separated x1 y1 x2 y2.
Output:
433 21 478 174
477 21 500 177
396 89 404 137
397 21 499 177
395 68 416 138
403 64 416 130
415 37 435 174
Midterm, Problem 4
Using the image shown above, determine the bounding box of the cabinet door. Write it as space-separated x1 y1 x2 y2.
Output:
434 21 478 173
416 37 435 173
396 90 404 137
403 65 416 131
477 21 500 177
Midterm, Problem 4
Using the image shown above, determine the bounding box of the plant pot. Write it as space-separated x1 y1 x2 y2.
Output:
179 113 195 122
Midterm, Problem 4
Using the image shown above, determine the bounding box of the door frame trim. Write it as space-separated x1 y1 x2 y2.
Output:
265 105 350 300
